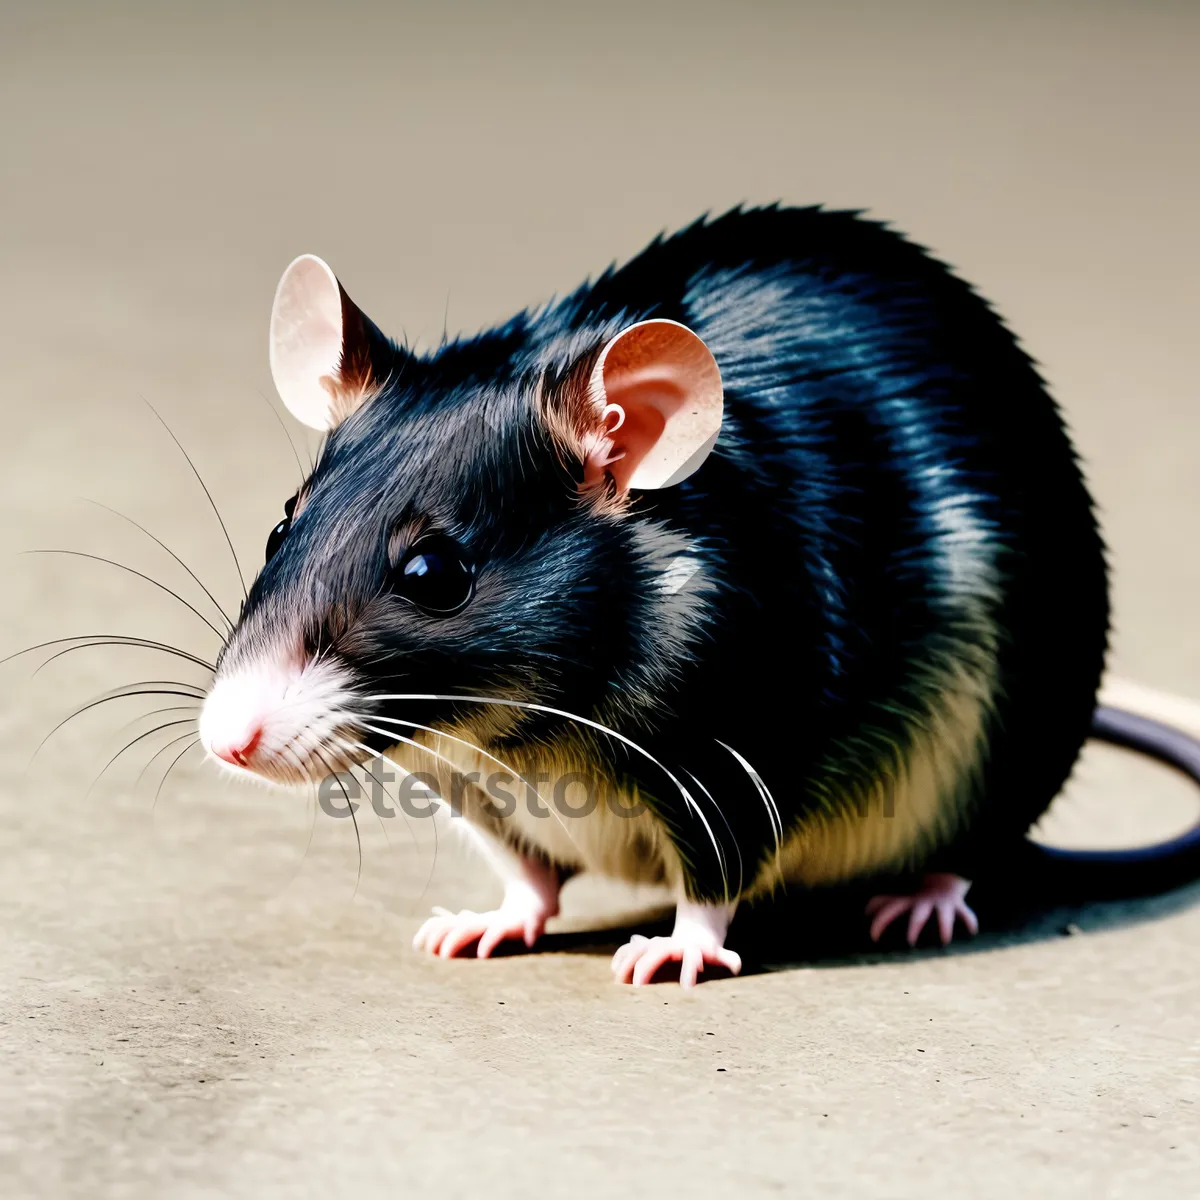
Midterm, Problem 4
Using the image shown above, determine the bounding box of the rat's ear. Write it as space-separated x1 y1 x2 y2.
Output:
581 319 723 492
269 254 392 431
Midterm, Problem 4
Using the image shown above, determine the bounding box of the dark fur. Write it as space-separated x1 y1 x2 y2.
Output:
225 206 1109 903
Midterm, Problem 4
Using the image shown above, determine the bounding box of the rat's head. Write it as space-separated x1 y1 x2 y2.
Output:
199 255 722 784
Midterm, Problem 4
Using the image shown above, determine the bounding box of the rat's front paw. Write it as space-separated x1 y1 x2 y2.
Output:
612 898 740 988
412 908 539 958
611 932 742 988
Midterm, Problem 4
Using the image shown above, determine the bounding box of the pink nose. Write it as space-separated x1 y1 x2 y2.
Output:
211 726 263 768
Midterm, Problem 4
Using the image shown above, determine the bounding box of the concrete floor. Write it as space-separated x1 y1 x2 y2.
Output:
1 2 1198 1196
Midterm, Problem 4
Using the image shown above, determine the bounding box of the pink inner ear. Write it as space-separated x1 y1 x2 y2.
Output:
583 399 668 489
586 320 723 491
590 383 672 491
269 255 346 430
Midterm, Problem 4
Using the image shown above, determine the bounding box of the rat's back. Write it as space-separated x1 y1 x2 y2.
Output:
545 207 1108 890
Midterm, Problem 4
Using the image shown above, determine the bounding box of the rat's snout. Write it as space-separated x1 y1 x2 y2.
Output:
212 726 263 768
199 655 357 785
200 670 290 773
201 678 269 768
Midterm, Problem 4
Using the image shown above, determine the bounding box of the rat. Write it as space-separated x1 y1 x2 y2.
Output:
198 205 1200 986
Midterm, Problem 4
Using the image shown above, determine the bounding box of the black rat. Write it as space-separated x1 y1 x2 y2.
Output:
197 207 1200 986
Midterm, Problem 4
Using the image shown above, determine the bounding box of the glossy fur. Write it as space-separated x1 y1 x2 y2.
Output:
222 206 1109 905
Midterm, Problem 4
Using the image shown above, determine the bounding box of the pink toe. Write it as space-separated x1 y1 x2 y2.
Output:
867 875 977 947
869 898 909 943
935 902 955 945
718 949 742 976
632 942 676 987
611 942 639 978
680 947 702 989
630 950 659 987
616 936 650 968
613 939 646 981
476 928 502 959
906 899 934 946
440 924 481 958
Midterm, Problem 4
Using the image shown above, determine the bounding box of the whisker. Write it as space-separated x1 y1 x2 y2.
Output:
362 714 532 788
139 728 201 794
335 735 443 914
272 722 352 793
355 758 404 851
337 734 437 814
3 634 217 675
22 550 229 643
31 684 209 764
351 713 578 853
413 804 442 912
278 726 322 780
362 691 730 902
141 396 249 604
81 498 237 632
683 768 743 897
256 390 307 485
98 680 209 697
33 641 213 678
86 718 201 798
276 731 375 897
152 737 203 815
340 742 422 874
716 739 783 872
369 748 426 840
270 776 322 900
308 734 398 851
359 719 587 860
114 704 201 738
311 745 362 898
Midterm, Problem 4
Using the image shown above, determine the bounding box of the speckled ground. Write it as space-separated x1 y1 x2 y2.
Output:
1 3 1198 1196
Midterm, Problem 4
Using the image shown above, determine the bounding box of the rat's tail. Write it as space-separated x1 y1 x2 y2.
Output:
1019 679 1200 900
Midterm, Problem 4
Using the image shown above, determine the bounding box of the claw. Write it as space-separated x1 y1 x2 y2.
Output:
611 899 740 988
413 863 560 962
412 905 548 959
612 935 742 987
866 873 977 946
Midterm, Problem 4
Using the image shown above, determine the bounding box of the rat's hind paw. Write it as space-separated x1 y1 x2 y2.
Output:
413 904 545 960
611 933 742 988
866 872 978 946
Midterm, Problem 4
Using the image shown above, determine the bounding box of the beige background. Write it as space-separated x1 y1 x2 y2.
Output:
1 1 1198 1197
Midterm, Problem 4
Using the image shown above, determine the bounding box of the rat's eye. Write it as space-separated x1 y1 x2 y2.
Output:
265 518 290 564
394 535 475 615
266 492 298 561
265 493 299 563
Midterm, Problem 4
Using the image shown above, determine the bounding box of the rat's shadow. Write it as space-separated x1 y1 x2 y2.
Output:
532 876 1200 975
